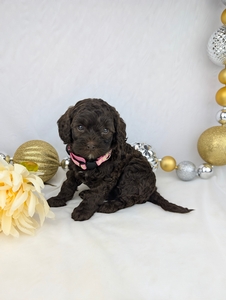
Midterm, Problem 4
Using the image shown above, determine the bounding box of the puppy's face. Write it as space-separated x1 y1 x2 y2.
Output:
58 99 127 161
70 108 115 160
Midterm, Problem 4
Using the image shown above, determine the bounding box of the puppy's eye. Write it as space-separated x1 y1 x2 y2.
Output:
77 125 85 131
102 128 109 134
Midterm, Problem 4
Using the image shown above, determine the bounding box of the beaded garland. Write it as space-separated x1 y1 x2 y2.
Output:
132 142 214 181
134 1 226 182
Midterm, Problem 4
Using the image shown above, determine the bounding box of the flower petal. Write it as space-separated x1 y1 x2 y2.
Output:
27 191 37 217
0 157 10 169
9 223 19 238
0 190 6 208
0 170 12 186
17 214 36 229
1 211 12 235
46 210 55 219
0 185 12 191
26 176 43 193
14 217 35 235
35 203 46 225
11 171 23 192
9 191 28 215
14 163 29 177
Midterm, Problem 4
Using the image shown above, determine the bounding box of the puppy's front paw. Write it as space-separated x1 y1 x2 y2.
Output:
71 205 95 221
47 197 67 207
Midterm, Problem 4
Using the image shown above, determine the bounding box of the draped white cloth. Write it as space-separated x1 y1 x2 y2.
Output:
1 167 226 300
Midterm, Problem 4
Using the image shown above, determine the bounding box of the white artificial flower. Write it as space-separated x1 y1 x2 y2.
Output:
0 158 54 237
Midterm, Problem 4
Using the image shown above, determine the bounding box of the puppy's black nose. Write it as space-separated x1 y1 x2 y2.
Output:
87 142 95 150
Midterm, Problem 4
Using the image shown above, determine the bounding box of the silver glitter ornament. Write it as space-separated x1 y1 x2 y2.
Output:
197 163 214 179
207 25 226 66
132 142 159 172
176 161 196 181
216 108 226 125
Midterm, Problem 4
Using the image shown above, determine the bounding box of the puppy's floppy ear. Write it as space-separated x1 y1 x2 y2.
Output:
112 109 127 150
57 106 75 144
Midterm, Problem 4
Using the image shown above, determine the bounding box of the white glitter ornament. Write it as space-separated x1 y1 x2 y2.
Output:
176 161 196 181
132 142 159 172
207 25 226 66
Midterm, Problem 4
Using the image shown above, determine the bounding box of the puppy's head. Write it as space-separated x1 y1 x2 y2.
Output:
57 98 126 160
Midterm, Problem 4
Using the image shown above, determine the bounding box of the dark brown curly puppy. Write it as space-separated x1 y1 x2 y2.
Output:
48 98 192 221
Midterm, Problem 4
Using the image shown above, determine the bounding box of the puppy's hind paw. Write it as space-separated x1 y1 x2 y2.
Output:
47 197 67 207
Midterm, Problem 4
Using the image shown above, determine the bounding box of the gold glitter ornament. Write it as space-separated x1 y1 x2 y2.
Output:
197 126 226 166
160 156 177 172
13 140 60 182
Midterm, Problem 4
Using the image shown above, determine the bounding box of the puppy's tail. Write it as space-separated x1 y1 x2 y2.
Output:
148 190 193 213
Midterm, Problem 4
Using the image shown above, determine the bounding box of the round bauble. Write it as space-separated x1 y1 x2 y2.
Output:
218 69 226 84
160 156 176 172
132 142 159 171
61 157 70 170
216 108 226 125
221 9 226 25
207 25 226 66
176 161 196 181
14 140 60 182
216 86 226 106
197 163 214 179
197 126 226 166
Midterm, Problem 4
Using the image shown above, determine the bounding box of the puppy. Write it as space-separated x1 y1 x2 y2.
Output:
48 98 192 221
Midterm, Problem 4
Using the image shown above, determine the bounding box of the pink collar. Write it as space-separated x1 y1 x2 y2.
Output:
67 146 112 170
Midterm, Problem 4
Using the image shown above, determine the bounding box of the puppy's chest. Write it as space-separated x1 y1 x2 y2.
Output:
76 169 109 188
73 159 125 187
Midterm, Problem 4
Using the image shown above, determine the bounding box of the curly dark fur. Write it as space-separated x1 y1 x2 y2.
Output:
48 98 192 221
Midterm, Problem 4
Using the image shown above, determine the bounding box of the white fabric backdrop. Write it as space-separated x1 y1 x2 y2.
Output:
1 1 226 300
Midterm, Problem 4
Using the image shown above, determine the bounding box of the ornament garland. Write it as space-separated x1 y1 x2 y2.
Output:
197 1 226 167
132 143 213 181
0 140 214 185
135 1 226 181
